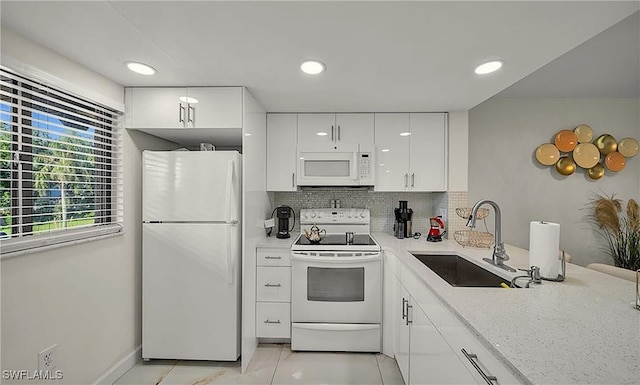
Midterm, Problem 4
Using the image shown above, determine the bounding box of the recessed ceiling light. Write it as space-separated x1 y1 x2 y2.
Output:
301 60 325 75
400 132 411 137
125 61 156 75
381 148 390 152
179 96 199 104
475 60 503 75
316 132 328 136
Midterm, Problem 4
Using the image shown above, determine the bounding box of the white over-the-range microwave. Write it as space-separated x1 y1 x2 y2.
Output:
297 144 375 186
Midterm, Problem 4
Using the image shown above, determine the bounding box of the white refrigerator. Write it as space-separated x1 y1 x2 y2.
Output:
142 150 242 361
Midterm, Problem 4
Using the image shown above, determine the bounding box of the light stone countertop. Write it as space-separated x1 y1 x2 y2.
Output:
373 232 640 385
255 232 299 248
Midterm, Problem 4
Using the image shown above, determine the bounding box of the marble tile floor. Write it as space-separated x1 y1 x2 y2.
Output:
114 344 404 385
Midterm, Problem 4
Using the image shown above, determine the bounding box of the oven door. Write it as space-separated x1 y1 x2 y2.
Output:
291 251 381 323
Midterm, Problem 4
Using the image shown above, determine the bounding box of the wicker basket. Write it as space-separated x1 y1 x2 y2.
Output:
453 230 494 248
455 207 490 220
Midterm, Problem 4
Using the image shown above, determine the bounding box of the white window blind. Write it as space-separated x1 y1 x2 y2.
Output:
0 66 124 256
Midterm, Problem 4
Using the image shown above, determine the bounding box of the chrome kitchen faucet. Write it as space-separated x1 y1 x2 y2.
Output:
467 199 517 273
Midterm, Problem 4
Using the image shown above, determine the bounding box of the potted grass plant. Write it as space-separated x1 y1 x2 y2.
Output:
587 194 640 271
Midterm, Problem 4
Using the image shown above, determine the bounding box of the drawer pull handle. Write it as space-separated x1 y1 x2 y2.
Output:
264 256 282 259
264 283 282 287
264 319 281 324
461 349 498 385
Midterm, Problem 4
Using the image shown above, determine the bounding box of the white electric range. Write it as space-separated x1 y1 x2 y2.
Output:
290 208 382 352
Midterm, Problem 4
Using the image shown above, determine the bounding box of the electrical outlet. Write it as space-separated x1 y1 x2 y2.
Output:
38 344 57 371
438 209 448 223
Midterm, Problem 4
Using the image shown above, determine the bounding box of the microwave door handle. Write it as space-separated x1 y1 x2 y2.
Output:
353 152 359 181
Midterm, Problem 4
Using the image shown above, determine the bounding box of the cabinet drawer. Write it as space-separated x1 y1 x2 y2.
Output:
256 267 291 302
256 303 291 338
440 311 523 384
257 248 291 266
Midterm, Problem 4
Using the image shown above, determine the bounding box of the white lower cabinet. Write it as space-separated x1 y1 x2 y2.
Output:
256 303 290 338
256 248 291 339
395 275 476 385
392 261 522 385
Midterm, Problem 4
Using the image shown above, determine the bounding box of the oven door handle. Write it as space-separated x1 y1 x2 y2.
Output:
291 253 381 263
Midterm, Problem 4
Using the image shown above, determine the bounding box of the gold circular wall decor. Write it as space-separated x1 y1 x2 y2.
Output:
536 125 637 180
617 137 639 158
588 163 605 180
535 143 560 166
574 124 594 143
604 151 625 172
595 134 617 155
554 130 578 152
572 142 600 169
555 156 576 176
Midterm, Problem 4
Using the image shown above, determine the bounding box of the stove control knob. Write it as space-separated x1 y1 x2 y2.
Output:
360 211 366 219
310 212 316 218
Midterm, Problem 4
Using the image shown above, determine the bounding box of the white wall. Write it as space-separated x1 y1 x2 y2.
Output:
468 98 640 266
240 89 269 373
1 28 179 384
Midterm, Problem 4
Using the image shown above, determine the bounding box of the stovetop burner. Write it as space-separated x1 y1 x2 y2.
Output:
295 234 377 246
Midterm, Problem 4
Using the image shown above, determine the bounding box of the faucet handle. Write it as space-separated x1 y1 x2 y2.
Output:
518 266 541 283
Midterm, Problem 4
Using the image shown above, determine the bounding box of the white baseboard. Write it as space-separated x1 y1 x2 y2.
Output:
92 345 141 385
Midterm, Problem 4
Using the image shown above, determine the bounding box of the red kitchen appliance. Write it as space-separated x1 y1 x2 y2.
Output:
427 216 446 242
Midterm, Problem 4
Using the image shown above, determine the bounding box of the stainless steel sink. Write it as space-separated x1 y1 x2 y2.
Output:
412 254 514 288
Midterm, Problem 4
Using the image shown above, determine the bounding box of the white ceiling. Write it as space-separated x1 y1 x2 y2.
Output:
499 10 639 98
1 1 639 112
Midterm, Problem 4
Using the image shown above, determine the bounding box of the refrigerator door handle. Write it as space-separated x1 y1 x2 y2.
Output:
225 160 237 224
225 224 233 284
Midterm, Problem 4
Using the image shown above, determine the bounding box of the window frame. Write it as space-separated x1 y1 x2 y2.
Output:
0 66 124 258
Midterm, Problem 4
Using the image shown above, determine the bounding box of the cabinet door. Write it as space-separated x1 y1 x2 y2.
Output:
410 301 477 385
395 278 411 385
409 113 447 191
440 309 522 385
187 87 243 128
374 113 410 191
126 87 187 129
297 113 336 150
335 113 374 146
267 114 297 191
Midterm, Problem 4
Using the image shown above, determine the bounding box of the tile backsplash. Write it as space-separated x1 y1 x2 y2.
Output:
273 190 470 239
274 190 436 235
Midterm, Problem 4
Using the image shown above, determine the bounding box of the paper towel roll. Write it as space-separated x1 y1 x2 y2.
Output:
529 221 560 279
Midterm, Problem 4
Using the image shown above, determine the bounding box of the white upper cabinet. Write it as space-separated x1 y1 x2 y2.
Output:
375 112 447 192
185 87 243 128
335 113 374 146
126 88 186 129
409 113 447 191
126 87 243 129
297 114 335 150
267 114 297 191
374 113 411 191
297 113 374 151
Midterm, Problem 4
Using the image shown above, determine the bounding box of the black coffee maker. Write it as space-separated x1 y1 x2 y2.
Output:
394 200 413 239
274 205 295 239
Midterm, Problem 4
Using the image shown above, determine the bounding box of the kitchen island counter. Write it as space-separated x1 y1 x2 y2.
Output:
374 232 639 385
